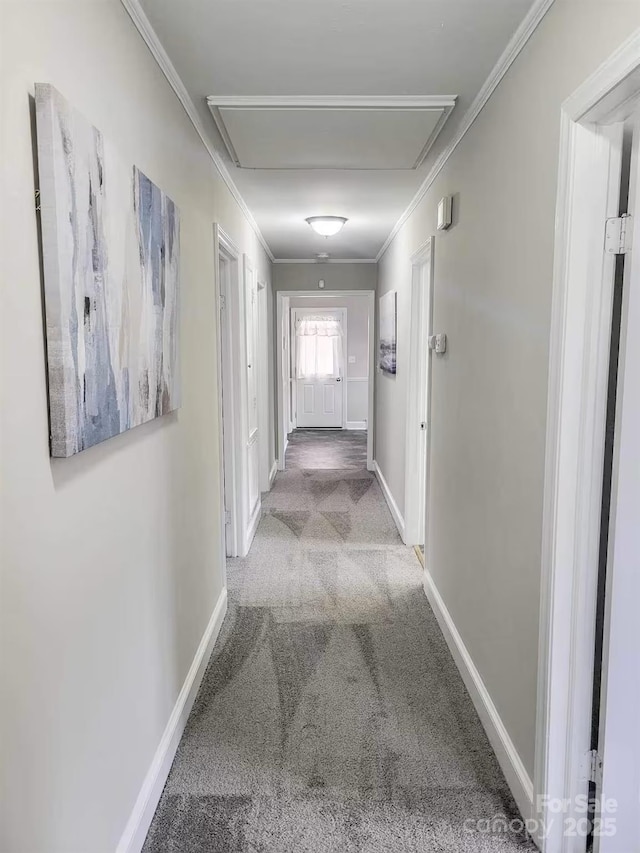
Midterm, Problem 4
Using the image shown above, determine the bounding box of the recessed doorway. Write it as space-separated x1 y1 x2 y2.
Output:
276 290 375 472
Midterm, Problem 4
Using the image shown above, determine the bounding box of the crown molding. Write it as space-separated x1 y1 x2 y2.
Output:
120 0 275 262
376 0 556 261
273 258 378 264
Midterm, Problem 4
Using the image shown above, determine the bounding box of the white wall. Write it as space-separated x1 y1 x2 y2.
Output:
375 0 640 783
0 2 272 851
274 261 376 292
290 295 370 425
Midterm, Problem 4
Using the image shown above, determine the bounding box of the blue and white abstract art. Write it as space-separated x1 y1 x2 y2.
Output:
35 83 180 457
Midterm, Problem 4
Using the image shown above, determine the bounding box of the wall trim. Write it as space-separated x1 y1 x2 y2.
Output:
347 377 368 382
273 258 378 265
244 499 262 555
116 588 228 853
375 0 556 261
373 460 406 542
119 0 274 262
346 420 367 430
268 460 278 489
422 569 533 820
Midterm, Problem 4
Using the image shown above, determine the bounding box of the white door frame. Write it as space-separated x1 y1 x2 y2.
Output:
597 114 640 853
404 237 434 547
276 294 291 468
276 290 375 471
242 255 261 555
256 278 274 492
213 224 242 559
534 30 640 853
291 306 347 429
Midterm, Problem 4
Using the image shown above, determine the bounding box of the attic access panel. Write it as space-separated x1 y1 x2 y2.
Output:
207 96 456 170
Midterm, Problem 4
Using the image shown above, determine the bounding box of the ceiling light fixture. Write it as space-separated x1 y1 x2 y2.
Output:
305 216 348 237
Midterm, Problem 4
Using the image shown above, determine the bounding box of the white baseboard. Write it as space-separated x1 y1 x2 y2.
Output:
373 460 406 542
422 568 533 820
346 421 367 430
277 437 289 471
269 460 278 488
116 587 228 853
243 500 262 556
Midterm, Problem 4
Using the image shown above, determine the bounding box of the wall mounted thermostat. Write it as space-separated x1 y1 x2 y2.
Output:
428 333 447 354
318 279 325 289
437 196 452 231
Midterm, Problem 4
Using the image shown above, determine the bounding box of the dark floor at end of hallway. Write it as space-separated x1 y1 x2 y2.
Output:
285 428 368 470
143 464 535 852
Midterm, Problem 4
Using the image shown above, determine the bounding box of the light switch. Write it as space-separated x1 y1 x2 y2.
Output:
428 333 447 354
348 356 356 364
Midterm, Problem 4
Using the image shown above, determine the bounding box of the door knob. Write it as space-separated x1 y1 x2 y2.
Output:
336 378 342 382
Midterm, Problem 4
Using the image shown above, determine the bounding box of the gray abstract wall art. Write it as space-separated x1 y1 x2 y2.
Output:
378 290 397 375
35 83 180 457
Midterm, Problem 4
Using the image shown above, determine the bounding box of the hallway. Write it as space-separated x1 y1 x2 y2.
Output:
8 2 640 850
143 462 532 852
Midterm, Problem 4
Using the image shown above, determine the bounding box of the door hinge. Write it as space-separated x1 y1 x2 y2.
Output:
224 510 231 525
605 214 632 255
220 293 226 310
585 749 603 786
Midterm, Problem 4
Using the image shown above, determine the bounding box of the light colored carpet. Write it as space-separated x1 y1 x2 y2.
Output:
143 468 534 852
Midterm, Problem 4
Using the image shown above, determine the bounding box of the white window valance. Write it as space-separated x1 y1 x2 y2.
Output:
295 316 343 379
295 317 343 337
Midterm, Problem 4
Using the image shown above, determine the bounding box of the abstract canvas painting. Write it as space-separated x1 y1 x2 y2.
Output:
35 83 180 457
378 291 397 375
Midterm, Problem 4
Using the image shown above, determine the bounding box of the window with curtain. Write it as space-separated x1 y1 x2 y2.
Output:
295 316 343 379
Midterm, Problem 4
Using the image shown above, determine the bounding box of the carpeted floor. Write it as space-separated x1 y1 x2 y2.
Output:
143 467 534 852
285 428 367 470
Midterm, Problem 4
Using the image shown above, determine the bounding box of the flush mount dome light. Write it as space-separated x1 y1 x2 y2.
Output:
305 216 348 237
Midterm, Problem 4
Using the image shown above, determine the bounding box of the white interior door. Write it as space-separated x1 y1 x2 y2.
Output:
404 238 434 548
294 308 345 429
596 115 640 853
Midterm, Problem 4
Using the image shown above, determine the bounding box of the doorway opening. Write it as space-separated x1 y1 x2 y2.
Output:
214 226 241 558
214 225 265 558
404 237 434 552
276 290 375 472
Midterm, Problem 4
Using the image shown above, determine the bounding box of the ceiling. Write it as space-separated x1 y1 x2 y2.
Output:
138 0 536 260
